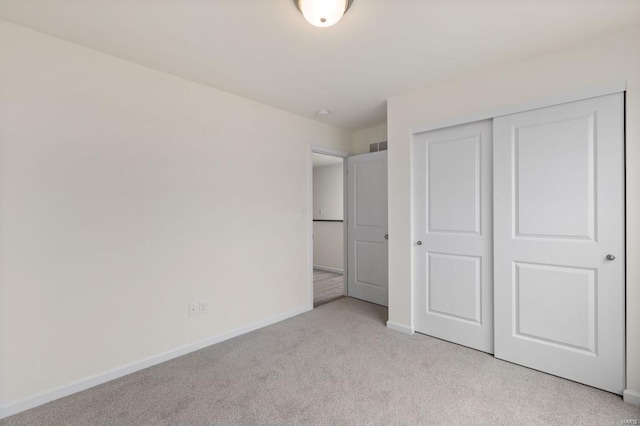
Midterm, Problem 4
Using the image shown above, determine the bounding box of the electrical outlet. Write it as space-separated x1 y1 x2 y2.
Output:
199 301 208 315
188 302 198 317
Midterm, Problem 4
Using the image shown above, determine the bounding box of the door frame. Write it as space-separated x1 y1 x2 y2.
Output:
309 146 350 308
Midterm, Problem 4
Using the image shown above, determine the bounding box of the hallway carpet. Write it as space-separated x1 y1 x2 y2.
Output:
2 298 639 425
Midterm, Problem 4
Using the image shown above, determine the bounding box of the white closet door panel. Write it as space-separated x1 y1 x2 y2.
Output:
414 120 493 353
493 93 625 394
428 136 481 234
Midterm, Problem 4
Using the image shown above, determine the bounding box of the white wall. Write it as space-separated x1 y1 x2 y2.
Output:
312 163 344 272
0 19 352 412
387 26 640 400
313 222 343 273
312 164 343 220
352 124 387 155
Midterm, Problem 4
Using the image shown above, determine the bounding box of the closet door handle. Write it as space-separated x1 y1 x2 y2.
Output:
417 241 422 246
384 234 389 240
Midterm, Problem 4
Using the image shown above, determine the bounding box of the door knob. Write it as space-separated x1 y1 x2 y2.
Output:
417 241 422 246
606 254 616 261
384 234 389 240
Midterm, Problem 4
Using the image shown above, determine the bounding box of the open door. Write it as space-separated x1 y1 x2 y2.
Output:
347 151 388 306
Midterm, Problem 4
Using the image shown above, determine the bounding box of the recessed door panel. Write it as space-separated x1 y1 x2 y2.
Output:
428 136 480 234
494 93 625 394
514 262 596 353
355 161 385 228
428 253 481 324
515 115 595 240
355 241 385 288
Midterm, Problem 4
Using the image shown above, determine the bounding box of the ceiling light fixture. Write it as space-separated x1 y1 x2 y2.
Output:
294 0 353 28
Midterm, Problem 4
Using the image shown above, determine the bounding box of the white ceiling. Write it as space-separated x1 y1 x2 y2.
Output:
0 0 638 130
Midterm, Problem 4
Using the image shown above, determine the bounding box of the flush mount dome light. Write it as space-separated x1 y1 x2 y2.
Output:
294 0 353 28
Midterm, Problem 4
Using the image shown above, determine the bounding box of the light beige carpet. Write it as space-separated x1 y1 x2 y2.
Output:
2 298 639 425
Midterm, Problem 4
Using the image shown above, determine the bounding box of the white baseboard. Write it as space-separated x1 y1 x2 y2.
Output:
623 389 640 406
0 304 312 420
313 265 343 274
386 320 415 335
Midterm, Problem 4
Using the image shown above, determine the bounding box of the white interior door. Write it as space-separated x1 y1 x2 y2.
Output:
493 93 625 394
347 151 388 306
413 120 493 353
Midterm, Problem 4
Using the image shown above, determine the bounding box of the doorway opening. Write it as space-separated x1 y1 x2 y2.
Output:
310 148 348 308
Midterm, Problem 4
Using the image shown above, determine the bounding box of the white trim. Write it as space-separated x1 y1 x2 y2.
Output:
623 389 640 406
308 148 315 308
342 158 349 297
310 146 349 158
313 265 344 274
386 320 415 335
410 81 627 135
0 304 312 420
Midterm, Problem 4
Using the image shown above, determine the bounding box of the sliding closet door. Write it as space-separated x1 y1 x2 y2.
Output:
413 120 493 353
493 93 625 394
